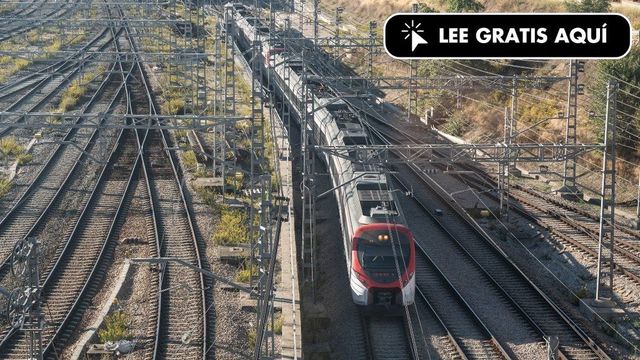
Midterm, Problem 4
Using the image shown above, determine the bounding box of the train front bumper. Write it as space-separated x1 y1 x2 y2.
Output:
350 270 415 306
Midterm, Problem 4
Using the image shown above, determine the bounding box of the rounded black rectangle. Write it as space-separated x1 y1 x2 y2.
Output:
384 13 632 59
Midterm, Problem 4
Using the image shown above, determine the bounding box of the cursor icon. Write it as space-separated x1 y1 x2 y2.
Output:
411 30 428 51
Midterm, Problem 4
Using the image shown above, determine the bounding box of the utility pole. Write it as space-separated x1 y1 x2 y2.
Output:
636 173 640 229
596 80 618 300
367 21 376 79
407 3 419 121
508 75 518 171
499 107 511 219
299 0 305 35
334 7 343 58
560 59 584 199
313 0 319 45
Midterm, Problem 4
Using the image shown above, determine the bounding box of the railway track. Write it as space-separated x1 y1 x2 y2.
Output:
0 18 136 354
0 27 115 102
381 136 610 359
506 188 640 285
0 88 137 360
372 117 640 296
120 17 208 357
0 0 39 19
413 241 511 359
0 36 117 137
0 1 76 42
362 314 417 360
0 59 130 283
284 36 611 358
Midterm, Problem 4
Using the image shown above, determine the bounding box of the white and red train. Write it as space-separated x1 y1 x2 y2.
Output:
227 3 416 307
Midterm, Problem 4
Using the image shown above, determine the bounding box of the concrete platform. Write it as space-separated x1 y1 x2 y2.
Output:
554 185 584 201
579 298 626 322
217 245 249 263
273 110 302 360
71 261 132 359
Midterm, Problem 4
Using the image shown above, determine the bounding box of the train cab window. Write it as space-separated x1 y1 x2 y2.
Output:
356 183 389 191
288 64 303 75
355 229 411 283
343 136 367 145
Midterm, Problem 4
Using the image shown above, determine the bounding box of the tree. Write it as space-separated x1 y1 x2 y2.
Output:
447 0 485 12
416 3 438 13
565 0 610 12
590 47 640 154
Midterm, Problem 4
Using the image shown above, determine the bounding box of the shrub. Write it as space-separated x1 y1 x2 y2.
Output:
0 137 24 156
565 0 610 12
447 0 485 12
194 186 218 208
57 78 89 112
163 98 186 115
44 40 61 55
225 171 245 191
235 262 257 283
571 286 589 305
247 328 257 349
442 111 468 137
0 178 11 197
212 206 248 245
174 129 187 140
98 310 131 343
16 153 32 165
181 150 198 171
273 313 283 335
14 59 30 72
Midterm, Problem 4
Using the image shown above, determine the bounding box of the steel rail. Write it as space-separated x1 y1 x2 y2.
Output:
41 50 141 354
412 239 511 360
374 119 640 290
0 26 115 100
0 69 136 359
0 31 120 137
361 314 417 360
105 5 161 357
0 58 126 285
121 17 208 359
291 35 610 359
0 0 78 42
372 127 610 360
0 0 40 24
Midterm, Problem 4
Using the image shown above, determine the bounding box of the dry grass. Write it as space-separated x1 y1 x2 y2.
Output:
98 310 132 343
16 153 32 166
482 0 564 12
0 137 24 157
0 178 11 198
235 262 258 283
181 150 198 171
614 3 640 29
55 66 105 113
212 206 249 245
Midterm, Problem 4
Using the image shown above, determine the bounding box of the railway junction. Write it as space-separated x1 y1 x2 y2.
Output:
0 0 638 359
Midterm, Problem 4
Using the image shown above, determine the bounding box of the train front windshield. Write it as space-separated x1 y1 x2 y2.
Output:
356 229 411 284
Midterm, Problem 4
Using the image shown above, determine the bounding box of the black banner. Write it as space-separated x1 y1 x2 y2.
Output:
384 13 632 59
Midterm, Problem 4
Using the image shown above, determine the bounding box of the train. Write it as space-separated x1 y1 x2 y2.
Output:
226 3 416 307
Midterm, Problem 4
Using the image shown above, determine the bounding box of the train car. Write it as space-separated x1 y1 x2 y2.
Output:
230 4 415 307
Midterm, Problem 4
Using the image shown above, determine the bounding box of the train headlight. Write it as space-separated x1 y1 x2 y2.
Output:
377 234 389 241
